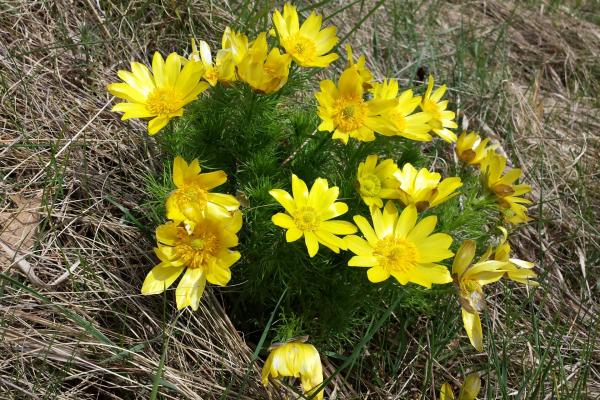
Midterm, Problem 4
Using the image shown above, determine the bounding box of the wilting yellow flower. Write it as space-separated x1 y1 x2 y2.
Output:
189 39 236 86
262 340 324 400
357 155 401 211
237 32 292 94
316 66 397 144
108 52 208 135
440 373 481 400
345 202 453 287
221 26 249 65
166 156 239 227
452 240 507 351
483 227 538 286
273 3 338 68
420 75 458 142
455 132 497 166
480 151 532 224
394 163 463 211
346 44 373 89
371 79 433 141
141 212 242 310
270 174 356 257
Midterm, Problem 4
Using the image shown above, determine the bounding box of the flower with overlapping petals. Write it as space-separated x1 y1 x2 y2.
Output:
483 227 538 285
270 174 357 257
273 3 338 68
420 75 458 142
440 373 481 400
394 163 462 211
371 79 433 141
141 211 242 310
346 44 373 89
455 131 497 166
189 38 236 86
480 151 532 224
221 26 249 65
345 202 453 288
107 52 208 134
356 155 401 211
316 66 397 144
262 339 324 400
166 156 239 228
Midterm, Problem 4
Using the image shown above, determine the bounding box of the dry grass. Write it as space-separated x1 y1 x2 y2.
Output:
1 0 599 398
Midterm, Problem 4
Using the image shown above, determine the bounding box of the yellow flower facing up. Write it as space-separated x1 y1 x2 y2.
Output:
371 79 433 141
270 174 357 257
455 132 497 166
346 44 373 89
141 212 242 310
107 52 208 135
440 373 482 400
394 163 463 211
345 202 453 288
357 155 401 211
262 340 324 400
237 32 292 94
316 66 397 144
420 75 458 142
452 240 507 351
480 151 532 224
190 38 236 86
166 156 240 227
483 227 538 286
273 3 338 68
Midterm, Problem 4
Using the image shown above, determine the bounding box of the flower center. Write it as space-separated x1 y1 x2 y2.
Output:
285 35 317 62
146 87 184 116
175 185 208 215
389 110 406 131
204 67 219 84
421 100 442 127
174 226 220 269
373 237 419 273
333 96 368 132
359 174 381 197
293 206 319 231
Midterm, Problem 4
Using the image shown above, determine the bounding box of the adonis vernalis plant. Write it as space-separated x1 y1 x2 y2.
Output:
106 2 538 397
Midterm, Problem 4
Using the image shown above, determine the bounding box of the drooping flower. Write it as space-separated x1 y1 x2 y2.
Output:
483 227 538 286
270 174 357 257
345 202 453 288
262 339 324 400
237 32 292 94
420 75 458 142
189 39 236 86
394 163 463 211
108 52 208 135
346 44 373 89
479 151 532 224
455 131 497 166
440 373 481 400
371 79 433 141
451 240 507 351
356 155 401 211
273 3 338 68
141 212 242 310
166 156 239 227
316 66 397 144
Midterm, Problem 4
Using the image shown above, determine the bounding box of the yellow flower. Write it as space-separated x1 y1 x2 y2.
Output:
141 212 242 310
107 52 208 135
189 38 236 86
357 155 401 211
221 26 249 65
166 156 240 227
262 340 324 400
316 66 397 144
270 174 357 257
440 373 481 400
345 202 453 288
452 240 507 351
394 163 463 211
273 3 338 68
483 227 538 286
455 132 497 166
371 79 433 141
420 75 458 142
346 44 373 89
237 32 292 94
479 151 532 224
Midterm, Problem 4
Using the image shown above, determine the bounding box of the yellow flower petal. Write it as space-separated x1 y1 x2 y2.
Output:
141 264 184 295
462 308 483 352
175 268 206 311
367 267 390 283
